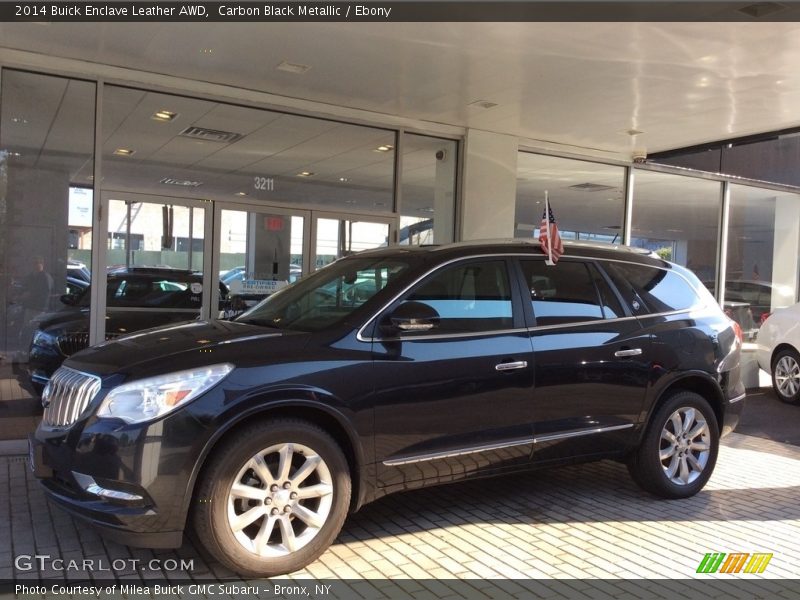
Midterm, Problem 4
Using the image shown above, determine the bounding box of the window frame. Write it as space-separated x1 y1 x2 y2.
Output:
514 256 632 328
371 256 527 341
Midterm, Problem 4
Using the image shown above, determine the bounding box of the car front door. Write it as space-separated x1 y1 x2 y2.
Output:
370 258 535 490
517 257 652 463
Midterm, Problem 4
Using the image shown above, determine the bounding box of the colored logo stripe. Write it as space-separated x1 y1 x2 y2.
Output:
744 553 773 574
696 552 773 574
720 553 749 573
697 553 726 573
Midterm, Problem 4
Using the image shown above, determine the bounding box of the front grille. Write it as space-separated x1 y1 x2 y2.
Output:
57 331 121 356
42 367 102 428
57 332 89 356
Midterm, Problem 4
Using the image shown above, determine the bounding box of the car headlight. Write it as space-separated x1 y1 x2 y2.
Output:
96 363 234 424
32 330 57 347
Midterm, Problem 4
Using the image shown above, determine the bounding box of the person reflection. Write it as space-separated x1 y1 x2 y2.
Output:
18 256 53 352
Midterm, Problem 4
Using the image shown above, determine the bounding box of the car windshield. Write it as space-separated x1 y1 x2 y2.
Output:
237 256 412 332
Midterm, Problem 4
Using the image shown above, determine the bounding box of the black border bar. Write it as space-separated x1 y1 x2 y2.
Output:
6 2 800 22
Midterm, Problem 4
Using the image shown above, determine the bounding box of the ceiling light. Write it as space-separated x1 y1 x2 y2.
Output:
418 207 435 213
276 61 312 74
160 177 202 187
345 200 357 205
200 48 214 54
374 145 394 153
699 55 717 63
10 117 28 124
113 148 135 157
297 171 314 177
152 110 178 122
339 177 349 182
235 192 248 197
468 100 499 109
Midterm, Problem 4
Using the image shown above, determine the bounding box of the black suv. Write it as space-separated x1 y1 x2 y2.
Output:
30 241 745 577
28 267 228 388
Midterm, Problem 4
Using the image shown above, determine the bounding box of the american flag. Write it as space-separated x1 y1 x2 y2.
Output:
540 202 564 264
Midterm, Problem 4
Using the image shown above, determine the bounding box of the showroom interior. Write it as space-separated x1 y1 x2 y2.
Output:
2 20 800 441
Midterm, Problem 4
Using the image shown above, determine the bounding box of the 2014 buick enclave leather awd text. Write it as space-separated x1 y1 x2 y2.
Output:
30 241 745 576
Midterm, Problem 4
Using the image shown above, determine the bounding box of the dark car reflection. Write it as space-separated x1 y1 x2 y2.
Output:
28 267 229 388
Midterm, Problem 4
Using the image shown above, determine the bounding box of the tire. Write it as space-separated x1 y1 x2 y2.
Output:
772 347 800 404
193 419 351 577
628 391 719 499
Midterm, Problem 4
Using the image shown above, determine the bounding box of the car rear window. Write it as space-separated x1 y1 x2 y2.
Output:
603 262 704 313
520 259 624 326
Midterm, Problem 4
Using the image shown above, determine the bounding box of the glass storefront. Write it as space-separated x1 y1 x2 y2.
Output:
400 133 457 245
0 69 452 439
726 185 800 338
515 153 626 242
514 151 800 346
630 170 722 290
0 70 96 439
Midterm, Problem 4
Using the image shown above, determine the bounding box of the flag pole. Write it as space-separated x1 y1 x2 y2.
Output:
545 190 554 266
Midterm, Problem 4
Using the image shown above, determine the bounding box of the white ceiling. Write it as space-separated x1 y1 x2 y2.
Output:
3 21 800 158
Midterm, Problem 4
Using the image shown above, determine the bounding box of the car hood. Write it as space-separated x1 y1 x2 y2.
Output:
65 320 309 377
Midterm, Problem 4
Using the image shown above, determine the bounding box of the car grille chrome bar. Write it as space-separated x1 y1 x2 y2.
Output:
42 367 102 428
57 332 121 356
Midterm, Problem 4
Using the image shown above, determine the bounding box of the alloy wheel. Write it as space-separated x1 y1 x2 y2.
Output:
775 355 800 399
227 442 334 557
659 407 710 486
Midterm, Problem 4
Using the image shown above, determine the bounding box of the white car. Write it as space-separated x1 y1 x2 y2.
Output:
756 302 800 403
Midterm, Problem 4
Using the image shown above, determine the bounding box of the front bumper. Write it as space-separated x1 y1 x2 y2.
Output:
29 406 210 549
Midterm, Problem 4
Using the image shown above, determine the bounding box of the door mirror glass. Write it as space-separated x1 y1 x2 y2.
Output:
388 301 441 332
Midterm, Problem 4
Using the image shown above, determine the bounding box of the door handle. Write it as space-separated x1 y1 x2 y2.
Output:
495 360 528 372
614 348 643 358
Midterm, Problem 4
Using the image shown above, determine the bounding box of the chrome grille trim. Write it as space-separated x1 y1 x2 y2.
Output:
57 331 122 356
42 367 102 428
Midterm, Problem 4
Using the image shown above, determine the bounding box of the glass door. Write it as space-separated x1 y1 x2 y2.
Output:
311 213 397 270
212 203 310 319
91 192 213 345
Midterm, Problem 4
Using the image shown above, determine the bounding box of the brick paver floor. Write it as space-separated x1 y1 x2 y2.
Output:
3 432 800 586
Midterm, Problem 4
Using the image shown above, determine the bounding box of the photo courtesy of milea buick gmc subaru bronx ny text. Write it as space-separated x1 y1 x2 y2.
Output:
30 240 745 577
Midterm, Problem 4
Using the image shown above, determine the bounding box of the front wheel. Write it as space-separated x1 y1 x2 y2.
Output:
772 347 800 404
193 419 351 577
628 391 719 499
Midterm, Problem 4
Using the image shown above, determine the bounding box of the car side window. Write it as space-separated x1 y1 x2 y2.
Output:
402 260 513 334
604 262 703 313
520 260 610 326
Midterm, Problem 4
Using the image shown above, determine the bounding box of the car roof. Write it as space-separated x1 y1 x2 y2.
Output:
108 267 200 279
354 239 667 267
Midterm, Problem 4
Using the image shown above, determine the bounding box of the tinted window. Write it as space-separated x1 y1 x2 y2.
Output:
239 257 412 332
520 260 608 325
604 262 703 313
108 274 202 308
404 260 513 333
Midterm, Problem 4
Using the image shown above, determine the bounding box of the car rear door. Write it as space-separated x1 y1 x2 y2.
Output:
370 257 536 490
517 257 652 463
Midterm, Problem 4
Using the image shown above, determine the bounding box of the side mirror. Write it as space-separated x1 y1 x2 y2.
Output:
60 293 77 306
387 301 440 332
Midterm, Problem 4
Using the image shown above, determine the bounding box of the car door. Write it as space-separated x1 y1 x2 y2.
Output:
370 257 535 490
517 257 652 463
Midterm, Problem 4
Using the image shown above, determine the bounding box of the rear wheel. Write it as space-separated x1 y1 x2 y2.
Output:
628 391 719 499
772 348 800 404
193 419 351 577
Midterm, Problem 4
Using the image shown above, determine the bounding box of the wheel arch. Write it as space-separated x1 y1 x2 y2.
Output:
771 343 799 369
182 399 367 530
646 373 725 432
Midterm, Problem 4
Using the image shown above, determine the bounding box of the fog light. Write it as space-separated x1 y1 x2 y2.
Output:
72 472 143 502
